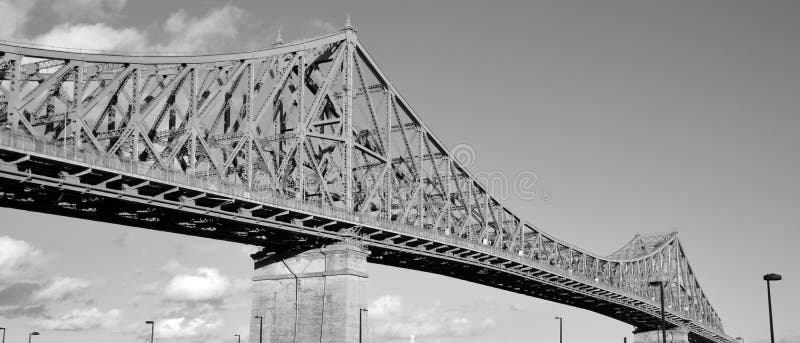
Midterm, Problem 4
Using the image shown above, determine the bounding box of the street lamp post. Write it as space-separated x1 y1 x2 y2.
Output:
28 332 39 343
763 273 782 343
554 316 563 343
359 308 369 343
1 327 5 343
145 320 155 343
234 334 241 343
254 315 263 343
648 281 668 343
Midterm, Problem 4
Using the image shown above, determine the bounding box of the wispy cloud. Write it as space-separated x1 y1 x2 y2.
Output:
34 307 122 331
49 0 128 21
159 4 244 51
310 18 336 33
32 276 91 302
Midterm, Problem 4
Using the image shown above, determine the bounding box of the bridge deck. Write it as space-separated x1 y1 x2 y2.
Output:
0 131 732 343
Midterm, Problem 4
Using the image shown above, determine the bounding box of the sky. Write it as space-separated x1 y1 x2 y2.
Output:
0 0 798 342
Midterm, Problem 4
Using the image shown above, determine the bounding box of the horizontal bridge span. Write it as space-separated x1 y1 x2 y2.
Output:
0 29 733 343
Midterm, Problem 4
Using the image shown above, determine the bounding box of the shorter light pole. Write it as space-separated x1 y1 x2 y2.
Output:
234 334 241 343
360 308 369 343
554 316 563 343
28 332 39 343
254 315 263 343
763 273 782 343
145 320 155 343
1 327 5 343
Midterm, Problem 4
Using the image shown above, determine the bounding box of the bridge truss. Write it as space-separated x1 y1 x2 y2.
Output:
0 26 733 343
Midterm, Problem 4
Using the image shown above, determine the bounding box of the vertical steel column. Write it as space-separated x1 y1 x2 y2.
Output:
132 66 141 159
189 68 197 172
384 92 393 220
248 62 254 189
445 157 452 235
343 39 354 209
659 283 667 343
7 54 21 131
297 53 305 199
417 128 424 228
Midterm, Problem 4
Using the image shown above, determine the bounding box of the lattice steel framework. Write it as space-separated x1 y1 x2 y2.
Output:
0 26 732 342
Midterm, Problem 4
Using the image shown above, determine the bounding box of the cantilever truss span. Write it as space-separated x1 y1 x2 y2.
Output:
0 29 733 343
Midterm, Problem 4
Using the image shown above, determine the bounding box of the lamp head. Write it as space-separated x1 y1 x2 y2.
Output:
145 321 154 324
31 332 40 336
763 273 782 281
648 280 664 287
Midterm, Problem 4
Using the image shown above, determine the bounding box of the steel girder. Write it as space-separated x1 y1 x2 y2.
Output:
0 29 732 342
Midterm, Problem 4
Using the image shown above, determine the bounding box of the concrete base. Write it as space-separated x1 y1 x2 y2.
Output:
633 328 690 343
249 241 370 343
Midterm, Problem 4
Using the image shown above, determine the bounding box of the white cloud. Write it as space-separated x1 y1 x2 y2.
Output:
33 23 148 51
161 4 244 52
0 236 43 279
49 0 127 21
368 296 496 340
155 316 222 340
32 277 91 301
370 295 403 318
164 268 230 302
35 307 121 331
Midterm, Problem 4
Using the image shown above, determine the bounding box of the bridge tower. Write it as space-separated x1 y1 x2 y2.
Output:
249 241 370 343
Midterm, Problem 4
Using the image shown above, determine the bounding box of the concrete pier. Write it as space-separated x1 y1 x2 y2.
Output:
633 327 690 343
249 241 369 343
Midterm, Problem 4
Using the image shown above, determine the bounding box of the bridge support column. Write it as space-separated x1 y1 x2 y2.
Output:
249 241 369 343
633 327 690 343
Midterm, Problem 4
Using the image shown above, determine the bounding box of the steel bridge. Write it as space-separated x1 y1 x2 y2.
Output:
0 24 734 343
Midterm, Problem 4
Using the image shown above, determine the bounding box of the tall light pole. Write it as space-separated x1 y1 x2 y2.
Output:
554 316 563 343
648 281 667 343
254 315 263 343
1 327 5 343
360 308 369 343
28 332 39 343
763 273 782 343
145 320 155 343
234 334 241 343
